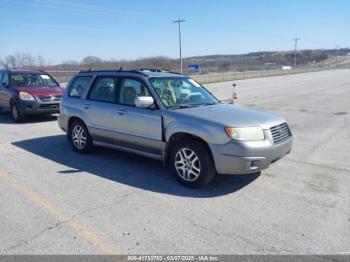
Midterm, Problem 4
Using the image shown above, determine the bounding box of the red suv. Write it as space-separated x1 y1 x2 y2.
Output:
0 69 64 122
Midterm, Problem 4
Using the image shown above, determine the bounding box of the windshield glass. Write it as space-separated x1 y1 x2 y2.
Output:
10 74 58 87
149 77 219 109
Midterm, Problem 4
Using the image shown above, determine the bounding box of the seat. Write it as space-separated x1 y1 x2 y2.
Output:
161 81 177 106
92 85 114 102
122 86 137 105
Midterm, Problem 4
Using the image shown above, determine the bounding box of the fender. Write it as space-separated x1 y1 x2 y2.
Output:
164 120 215 143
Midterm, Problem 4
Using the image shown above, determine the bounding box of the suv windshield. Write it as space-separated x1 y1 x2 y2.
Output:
10 73 58 87
149 77 219 109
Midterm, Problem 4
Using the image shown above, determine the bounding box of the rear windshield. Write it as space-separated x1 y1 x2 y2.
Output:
10 73 58 87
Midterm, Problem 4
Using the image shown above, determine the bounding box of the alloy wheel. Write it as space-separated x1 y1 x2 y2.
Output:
175 147 201 181
72 125 87 150
12 105 18 120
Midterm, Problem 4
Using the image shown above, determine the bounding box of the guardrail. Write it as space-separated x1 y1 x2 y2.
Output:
191 67 324 84
49 64 350 85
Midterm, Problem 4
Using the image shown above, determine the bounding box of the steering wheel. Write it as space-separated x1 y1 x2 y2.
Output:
179 93 192 104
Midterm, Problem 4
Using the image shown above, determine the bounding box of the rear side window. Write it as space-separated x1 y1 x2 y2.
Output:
68 76 91 98
88 77 118 103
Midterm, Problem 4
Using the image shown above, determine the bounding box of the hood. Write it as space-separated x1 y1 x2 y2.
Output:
170 103 285 129
13 85 63 96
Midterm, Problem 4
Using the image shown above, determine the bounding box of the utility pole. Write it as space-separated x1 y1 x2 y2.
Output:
173 18 186 73
292 38 301 69
336 45 340 66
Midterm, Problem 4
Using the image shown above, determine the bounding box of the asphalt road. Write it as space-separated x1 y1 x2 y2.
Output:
0 69 349 255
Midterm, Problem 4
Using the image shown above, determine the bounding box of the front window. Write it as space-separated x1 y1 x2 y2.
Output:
149 77 219 109
10 73 58 87
118 78 150 106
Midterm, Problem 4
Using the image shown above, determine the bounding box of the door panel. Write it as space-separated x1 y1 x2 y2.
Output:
83 100 117 143
0 73 10 108
113 77 164 154
113 105 164 153
84 76 119 143
0 86 6 107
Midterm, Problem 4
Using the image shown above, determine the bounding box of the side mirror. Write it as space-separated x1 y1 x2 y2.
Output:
1 82 8 88
135 96 154 108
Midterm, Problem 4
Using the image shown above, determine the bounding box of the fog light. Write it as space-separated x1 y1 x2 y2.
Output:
251 160 259 169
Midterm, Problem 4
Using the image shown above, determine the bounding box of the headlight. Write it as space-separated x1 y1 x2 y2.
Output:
225 127 264 141
19 92 35 101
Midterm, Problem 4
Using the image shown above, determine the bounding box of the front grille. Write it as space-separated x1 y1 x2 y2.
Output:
270 123 291 144
37 95 62 102
38 103 60 110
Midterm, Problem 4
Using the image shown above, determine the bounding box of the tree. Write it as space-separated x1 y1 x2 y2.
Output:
0 53 48 69
81 56 103 68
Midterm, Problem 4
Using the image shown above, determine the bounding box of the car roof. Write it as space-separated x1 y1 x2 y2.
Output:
77 69 187 78
8 69 46 74
141 71 186 78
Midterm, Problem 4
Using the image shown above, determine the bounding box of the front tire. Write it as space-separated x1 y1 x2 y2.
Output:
170 139 216 188
11 103 24 122
69 120 93 153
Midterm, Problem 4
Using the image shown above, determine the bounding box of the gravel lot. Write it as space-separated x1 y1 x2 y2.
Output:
0 69 349 255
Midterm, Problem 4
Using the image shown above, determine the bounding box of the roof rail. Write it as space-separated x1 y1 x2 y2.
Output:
133 68 166 72
77 68 184 77
123 70 148 76
77 69 148 77
165 71 184 75
132 68 185 76
78 69 119 73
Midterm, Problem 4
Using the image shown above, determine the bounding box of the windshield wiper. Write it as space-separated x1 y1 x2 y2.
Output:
169 102 218 110
169 104 201 110
199 102 217 106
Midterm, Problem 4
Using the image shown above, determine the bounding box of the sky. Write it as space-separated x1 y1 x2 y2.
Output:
0 0 349 64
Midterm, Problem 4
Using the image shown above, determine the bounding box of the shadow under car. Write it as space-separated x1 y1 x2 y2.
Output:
0 111 58 124
12 135 260 198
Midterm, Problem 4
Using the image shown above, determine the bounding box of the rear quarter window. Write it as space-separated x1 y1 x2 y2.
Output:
68 76 91 98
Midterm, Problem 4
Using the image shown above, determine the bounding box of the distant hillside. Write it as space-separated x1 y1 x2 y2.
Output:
1 48 349 72
320 54 350 66
184 49 350 70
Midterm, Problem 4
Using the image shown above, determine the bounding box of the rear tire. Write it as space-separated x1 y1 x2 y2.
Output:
69 120 93 153
170 138 216 188
10 102 24 123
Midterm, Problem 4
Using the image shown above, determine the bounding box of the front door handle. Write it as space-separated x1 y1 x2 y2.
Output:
83 103 91 110
116 109 127 115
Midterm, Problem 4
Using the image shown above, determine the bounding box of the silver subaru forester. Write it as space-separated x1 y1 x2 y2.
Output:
58 69 293 188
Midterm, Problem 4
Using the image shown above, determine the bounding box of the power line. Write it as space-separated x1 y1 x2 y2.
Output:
173 18 186 73
292 38 301 69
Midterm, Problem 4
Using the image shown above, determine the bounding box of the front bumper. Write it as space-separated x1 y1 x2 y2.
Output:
19 99 60 115
57 113 68 132
210 131 293 175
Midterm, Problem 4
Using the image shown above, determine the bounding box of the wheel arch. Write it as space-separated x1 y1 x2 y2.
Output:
9 96 18 107
67 116 87 141
164 132 216 170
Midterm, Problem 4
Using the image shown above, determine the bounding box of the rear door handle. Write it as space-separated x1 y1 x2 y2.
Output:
83 103 91 110
116 109 127 115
